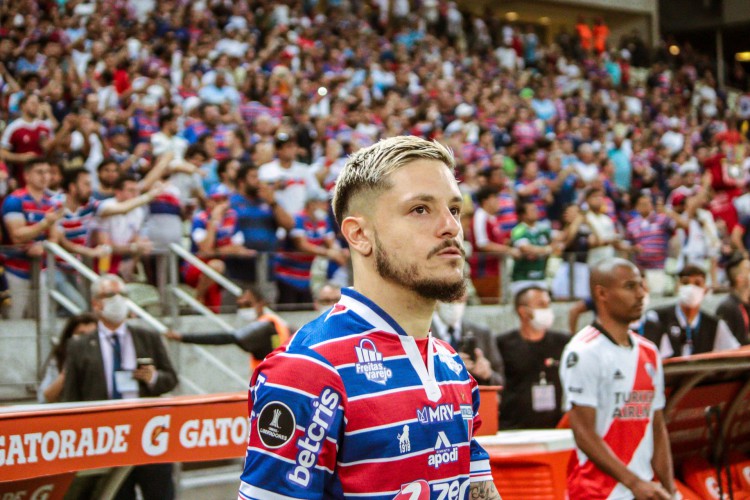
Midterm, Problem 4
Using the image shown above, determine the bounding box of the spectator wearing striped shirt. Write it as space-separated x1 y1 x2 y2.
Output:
1 157 64 318
226 163 294 285
275 192 347 309
185 184 255 313
626 191 684 296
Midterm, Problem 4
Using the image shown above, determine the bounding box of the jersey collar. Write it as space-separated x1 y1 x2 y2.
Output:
339 287 409 337
592 321 633 348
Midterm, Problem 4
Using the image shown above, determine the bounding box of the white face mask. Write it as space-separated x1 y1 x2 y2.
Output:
237 307 258 323
529 307 555 331
641 292 650 312
678 284 705 309
101 294 129 324
436 302 465 326
313 208 328 221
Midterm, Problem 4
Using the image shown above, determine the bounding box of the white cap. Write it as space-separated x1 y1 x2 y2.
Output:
455 103 474 118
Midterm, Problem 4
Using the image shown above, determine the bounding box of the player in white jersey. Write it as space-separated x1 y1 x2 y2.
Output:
560 258 675 500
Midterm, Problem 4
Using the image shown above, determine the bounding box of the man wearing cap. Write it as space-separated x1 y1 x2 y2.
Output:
445 103 479 144
660 117 684 156
258 132 325 216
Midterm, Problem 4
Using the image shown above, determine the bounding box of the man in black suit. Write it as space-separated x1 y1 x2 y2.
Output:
62 274 178 500
431 290 504 386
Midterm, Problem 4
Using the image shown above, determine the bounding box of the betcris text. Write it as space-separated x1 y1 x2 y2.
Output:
288 387 340 487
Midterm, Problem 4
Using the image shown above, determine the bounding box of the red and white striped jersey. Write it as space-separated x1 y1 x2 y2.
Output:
238 287 493 499
560 323 665 500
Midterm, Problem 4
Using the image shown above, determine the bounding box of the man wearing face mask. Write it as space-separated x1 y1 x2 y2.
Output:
496 286 569 429
646 264 740 358
431 290 504 386
165 286 291 371
61 274 178 500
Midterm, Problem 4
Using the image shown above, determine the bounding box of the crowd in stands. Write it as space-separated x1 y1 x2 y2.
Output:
2 0 750 318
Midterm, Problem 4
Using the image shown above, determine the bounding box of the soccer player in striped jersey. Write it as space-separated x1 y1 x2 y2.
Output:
239 136 500 499
560 258 674 500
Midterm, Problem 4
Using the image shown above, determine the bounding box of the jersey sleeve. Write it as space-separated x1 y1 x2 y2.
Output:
560 344 600 410
468 376 493 483
1 194 24 224
714 319 741 352
652 350 666 411
239 346 346 499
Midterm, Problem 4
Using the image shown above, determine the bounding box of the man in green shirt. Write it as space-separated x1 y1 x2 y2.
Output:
510 201 554 296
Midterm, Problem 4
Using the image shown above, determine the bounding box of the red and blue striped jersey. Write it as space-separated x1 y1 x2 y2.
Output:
148 185 182 217
189 209 241 253
60 198 98 248
238 288 493 499
58 197 98 270
626 214 673 270
495 192 518 236
274 212 332 291
131 112 159 145
1 188 61 278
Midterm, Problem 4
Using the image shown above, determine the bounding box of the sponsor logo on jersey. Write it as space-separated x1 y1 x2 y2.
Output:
257 401 295 449
288 387 341 488
397 425 411 453
434 343 463 375
354 339 392 385
568 386 583 394
612 390 655 419
417 404 453 425
394 480 430 500
460 404 474 439
428 431 459 469
325 303 347 321
566 352 578 368
614 369 625 380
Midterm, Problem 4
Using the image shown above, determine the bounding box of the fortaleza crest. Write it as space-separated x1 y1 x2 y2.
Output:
354 339 393 385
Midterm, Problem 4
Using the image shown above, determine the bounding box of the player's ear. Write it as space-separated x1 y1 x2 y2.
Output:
340 215 372 257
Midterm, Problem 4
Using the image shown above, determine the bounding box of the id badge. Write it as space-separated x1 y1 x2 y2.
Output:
531 384 556 412
114 370 139 393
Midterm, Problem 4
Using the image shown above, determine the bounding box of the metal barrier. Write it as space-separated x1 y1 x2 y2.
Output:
39 242 247 393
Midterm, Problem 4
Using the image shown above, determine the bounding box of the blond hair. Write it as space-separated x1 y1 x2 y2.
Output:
332 136 455 224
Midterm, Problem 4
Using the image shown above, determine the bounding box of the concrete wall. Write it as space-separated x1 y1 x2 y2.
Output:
0 294 729 401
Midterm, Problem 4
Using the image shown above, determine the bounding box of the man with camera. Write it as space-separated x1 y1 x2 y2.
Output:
61 274 178 499
432 289 504 386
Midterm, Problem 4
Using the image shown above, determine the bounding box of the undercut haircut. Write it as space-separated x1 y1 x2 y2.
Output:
332 136 455 225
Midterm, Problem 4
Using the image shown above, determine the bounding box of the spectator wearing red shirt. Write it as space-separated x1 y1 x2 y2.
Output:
1 93 56 188
469 186 517 304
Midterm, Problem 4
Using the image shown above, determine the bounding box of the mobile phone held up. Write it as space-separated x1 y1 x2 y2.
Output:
460 334 477 362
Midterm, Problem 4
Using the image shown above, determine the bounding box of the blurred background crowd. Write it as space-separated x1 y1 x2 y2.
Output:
1 0 750 318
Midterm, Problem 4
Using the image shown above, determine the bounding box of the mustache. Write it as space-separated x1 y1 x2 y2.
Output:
427 239 466 259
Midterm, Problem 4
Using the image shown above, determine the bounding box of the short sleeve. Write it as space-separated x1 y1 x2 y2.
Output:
468 377 493 483
2 194 22 216
714 319 741 352
560 345 600 410
652 353 666 411
239 347 346 499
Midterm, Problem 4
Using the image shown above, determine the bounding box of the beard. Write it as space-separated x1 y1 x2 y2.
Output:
374 232 466 302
